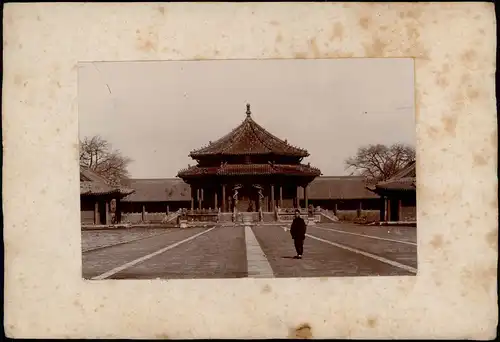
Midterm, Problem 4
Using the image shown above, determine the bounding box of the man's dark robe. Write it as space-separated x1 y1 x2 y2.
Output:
290 217 307 240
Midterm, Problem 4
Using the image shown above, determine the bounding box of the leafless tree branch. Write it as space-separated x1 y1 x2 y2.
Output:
79 135 132 186
344 143 415 183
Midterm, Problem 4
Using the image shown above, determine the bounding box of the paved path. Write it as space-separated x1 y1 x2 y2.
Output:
245 225 274 278
82 228 209 279
82 223 417 279
92 228 216 280
99 225 247 280
252 225 415 277
315 223 417 243
307 226 418 269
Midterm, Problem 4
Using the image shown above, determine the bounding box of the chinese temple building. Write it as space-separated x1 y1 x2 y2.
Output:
367 160 416 222
176 104 322 214
80 165 135 225
120 176 381 224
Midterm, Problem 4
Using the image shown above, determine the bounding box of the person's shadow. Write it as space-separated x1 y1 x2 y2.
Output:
282 256 296 259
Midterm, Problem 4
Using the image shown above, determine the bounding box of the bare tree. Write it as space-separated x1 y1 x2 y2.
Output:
80 135 132 186
345 143 415 184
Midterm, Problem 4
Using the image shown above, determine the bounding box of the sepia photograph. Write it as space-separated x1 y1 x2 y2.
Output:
79 58 417 280
4 2 496 339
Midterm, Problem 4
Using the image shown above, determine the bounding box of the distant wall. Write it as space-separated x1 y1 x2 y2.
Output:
121 201 189 213
262 212 275 222
306 198 380 211
401 206 416 221
81 210 94 224
336 210 380 223
121 212 167 223
81 197 95 224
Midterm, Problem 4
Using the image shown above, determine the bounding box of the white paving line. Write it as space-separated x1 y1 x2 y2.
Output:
91 227 216 280
312 226 417 246
305 233 417 274
245 225 275 278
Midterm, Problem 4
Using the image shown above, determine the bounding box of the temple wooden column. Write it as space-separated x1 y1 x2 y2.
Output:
379 196 386 222
279 186 283 208
295 186 300 208
304 185 309 209
214 192 218 210
197 189 202 210
222 185 226 212
398 199 402 221
271 185 275 212
141 204 145 223
104 201 109 224
386 198 391 221
94 201 99 225
190 188 195 212
201 188 204 209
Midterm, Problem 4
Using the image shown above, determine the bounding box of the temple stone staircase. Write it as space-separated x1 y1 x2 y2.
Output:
240 212 259 224
218 212 233 223
162 209 181 224
318 209 339 223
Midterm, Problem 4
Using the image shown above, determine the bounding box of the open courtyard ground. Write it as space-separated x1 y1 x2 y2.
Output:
81 223 417 280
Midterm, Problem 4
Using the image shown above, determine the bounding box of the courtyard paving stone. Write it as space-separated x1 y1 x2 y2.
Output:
110 225 247 279
308 226 418 269
252 224 415 277
82 227 208 279
82 223 418 279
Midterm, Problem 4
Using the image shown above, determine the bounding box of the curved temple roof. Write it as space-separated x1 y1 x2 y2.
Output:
367 161 416 193
189 104 309 158
80 165 135 197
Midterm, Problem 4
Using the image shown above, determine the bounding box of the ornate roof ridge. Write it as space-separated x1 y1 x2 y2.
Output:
189 104 309 157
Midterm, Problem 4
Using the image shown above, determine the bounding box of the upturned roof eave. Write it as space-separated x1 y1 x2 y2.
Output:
80 189 135 197
177 165 321 179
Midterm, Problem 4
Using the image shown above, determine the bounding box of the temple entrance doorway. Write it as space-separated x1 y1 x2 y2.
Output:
233 184 259 212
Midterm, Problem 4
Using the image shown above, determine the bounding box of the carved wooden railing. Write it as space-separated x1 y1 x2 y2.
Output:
186 213 218 223
179 209 220 223
278 213 321 223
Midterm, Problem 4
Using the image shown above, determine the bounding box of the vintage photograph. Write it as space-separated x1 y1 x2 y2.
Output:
79 58 417 280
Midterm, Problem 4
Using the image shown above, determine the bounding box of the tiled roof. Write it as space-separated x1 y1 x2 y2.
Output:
189 104 309 158
374 161 416 192
375 177 416 191
122 178 191 202
80 166 135 197
177 163 322 178
80 182 124 196
122 176 377 202
300 176 379 199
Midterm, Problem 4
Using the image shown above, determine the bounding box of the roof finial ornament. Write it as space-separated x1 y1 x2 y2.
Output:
246 103 251 117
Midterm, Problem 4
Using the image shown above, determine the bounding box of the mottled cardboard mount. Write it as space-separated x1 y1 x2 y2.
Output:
2 2 497 339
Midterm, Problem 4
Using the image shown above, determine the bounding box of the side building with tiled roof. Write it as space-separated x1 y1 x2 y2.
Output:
367 160 416 222
120 176 382 223
80 165 135 225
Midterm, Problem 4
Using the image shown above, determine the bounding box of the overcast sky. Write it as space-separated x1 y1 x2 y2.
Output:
78 58 415 179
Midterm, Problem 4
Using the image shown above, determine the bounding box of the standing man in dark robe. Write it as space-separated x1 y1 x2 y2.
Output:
290 209 307 259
